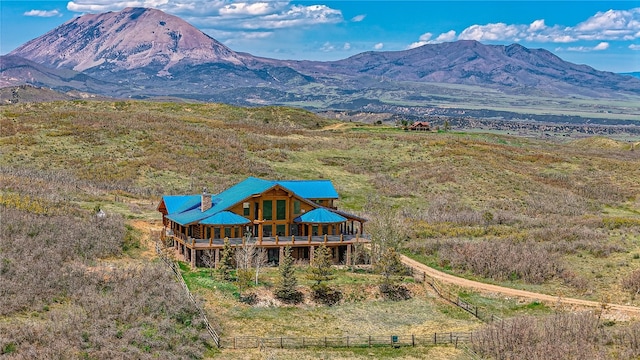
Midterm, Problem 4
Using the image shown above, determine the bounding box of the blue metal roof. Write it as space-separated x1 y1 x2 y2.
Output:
163 177 341 226
200 211 251 225
277 180 338 199
162 195 201 214
294 208 347 224
166 208 210 226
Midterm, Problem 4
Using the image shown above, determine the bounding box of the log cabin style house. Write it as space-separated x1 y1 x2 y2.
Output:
158 177 368 268
407 121 431 131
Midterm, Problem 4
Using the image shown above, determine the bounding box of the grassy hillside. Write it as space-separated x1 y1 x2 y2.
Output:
1 100 639 357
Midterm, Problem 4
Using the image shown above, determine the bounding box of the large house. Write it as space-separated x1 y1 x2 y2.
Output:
158 177 368 268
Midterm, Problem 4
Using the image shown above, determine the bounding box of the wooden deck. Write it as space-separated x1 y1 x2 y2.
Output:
165 231 369 250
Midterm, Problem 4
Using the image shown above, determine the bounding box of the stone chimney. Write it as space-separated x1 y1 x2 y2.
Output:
201 187 212 212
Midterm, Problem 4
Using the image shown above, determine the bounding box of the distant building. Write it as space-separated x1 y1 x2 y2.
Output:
408 121 431 131
158 177 368 268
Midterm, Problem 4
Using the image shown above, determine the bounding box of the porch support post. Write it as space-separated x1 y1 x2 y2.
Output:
279 246 284 265
258 208 264 243
190 248 196 269
346 244 352 266
214 248 220 269
310 246 315 265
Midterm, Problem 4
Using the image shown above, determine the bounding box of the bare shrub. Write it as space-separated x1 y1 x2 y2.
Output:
471 312 605 359
0 208 208 357
524 188 590 217
471 312 640 360
622 269 640 297
438 240 563 284
0 208 124 315
418 194 484 225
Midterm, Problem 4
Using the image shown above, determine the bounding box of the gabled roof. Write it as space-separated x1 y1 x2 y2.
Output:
294 208 347 224
161 195 201 214
162 177 341 226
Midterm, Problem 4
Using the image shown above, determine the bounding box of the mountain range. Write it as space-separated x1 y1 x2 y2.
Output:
2 7 639 119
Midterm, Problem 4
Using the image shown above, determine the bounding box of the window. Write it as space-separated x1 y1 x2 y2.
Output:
312 225 318 236
276 224 286 236
263 200 272 220
263 225 272 237
243 202 250 216
276 200 286 220
224 227 231 238
214 228 220 239
293 200 301 215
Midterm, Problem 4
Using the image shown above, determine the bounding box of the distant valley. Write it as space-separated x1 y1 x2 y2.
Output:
1 7 639 127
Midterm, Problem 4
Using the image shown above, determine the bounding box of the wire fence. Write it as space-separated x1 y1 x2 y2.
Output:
224 333 471 349
154 233 221 347
410 268 502 324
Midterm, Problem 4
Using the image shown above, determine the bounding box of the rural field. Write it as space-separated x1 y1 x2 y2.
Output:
1 100 640 358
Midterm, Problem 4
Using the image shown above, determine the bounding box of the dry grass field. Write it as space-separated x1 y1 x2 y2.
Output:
1 99 640 358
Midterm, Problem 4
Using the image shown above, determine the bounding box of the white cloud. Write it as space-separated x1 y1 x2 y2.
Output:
320 42 334 52
459 23 522 41
220 2 286 16
628 44 640 50
406 30 456 49
343 42 351 50
67 1 343 30
418 33 433 42
528 19 546 32
435 30 456 42
408 7 640 48
24 9 62 17
351 14 365 22
564 42 611 52
593 42 610 50
374 42 383 50
575 8 639 32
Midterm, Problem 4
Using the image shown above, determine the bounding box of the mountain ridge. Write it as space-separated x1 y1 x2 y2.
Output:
3 7 640 114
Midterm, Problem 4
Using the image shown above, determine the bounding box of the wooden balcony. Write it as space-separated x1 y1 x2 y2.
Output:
164 230 369 250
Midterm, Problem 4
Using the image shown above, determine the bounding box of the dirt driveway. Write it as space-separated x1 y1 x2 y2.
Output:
400 255 640 319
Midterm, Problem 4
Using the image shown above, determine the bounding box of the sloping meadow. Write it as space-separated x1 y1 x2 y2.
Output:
2 100 640 305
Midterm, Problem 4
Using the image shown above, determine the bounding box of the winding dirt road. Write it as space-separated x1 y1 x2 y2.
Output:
400 255 640 319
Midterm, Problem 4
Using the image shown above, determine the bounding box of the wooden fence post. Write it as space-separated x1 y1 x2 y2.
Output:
434 332 437 345
412 334 415 347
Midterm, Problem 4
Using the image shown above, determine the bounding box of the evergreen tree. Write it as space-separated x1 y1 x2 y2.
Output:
308 245 334 291
308 245 342 305
275 246 302 304
376 248 411 301
218 237 234 281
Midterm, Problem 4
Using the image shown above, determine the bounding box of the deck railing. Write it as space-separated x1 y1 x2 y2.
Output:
167 231 369 249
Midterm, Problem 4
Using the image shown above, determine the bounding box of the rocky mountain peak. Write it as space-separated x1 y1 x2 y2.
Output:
9 7 245 74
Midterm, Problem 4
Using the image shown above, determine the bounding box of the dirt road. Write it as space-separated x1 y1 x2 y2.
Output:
400 255 640 319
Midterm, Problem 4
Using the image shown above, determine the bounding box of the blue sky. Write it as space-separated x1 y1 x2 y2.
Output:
1 1 639 72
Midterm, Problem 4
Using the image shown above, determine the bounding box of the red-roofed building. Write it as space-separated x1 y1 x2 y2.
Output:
408 121 431 131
